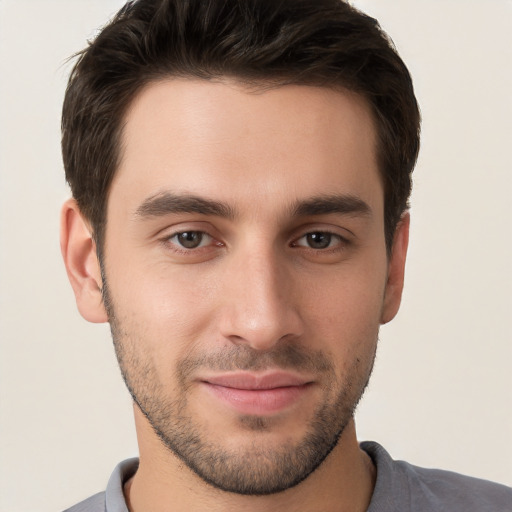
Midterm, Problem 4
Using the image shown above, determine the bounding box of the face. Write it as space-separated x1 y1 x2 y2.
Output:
91 80 404 494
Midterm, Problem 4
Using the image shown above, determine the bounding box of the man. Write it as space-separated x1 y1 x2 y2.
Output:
59 0 512 510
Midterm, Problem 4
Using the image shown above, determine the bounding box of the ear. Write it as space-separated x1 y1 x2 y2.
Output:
380 212 410 324
60 198 108 323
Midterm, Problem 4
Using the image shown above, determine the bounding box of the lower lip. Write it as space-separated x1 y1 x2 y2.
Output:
202 382 312 415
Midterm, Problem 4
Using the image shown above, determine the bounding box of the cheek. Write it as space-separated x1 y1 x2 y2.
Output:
106 259 220 362
300 263 386 361
304 260 387 322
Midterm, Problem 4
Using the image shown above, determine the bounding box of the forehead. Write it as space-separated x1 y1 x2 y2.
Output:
111 79 382 219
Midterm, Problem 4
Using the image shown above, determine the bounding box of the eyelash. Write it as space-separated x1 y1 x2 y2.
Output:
163 231 222 254
161 229 349 254
291 231 346 251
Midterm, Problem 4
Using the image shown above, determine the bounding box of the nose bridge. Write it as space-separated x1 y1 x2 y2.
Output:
219 240 302 349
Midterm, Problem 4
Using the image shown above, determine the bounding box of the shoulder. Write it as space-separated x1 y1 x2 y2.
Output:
62 491 105 512
62 457 138 512
362 441 512 512
397 459 512 510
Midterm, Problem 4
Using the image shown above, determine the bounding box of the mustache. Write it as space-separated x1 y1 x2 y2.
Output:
177 343 334 382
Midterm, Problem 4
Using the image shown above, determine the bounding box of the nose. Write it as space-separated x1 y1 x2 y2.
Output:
218 245 304 351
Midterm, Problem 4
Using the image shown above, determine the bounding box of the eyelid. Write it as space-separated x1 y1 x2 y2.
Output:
154 218 221 240
168 230 213 249
158 225 224 255
291 230 347 249
155 221 353 257
291 222 353 240
295 231 338 243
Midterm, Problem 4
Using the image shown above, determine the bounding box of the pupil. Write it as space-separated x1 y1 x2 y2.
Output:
307 232 331 249
178 232 202 249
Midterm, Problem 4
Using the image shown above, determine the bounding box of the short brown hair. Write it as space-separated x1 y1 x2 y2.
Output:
62 0 420 256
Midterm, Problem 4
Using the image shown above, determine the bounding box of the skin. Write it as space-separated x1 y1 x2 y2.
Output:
61 79 409 511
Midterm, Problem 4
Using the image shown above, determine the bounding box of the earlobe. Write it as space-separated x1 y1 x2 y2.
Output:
380 212 410 325
60 198 108 323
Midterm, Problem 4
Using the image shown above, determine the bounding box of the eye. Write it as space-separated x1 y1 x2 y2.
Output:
169 231 212 249
293 231 343 250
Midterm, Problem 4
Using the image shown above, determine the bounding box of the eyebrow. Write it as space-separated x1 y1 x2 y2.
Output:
291 194 372 218
134 193 236 219
134 192 371 221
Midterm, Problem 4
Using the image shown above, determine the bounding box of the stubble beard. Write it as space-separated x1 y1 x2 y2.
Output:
103 281 376 496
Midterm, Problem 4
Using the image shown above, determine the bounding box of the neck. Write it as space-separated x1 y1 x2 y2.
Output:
125 407 375 512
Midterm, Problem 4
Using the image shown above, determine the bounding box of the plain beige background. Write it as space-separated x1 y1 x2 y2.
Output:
0 0 511 510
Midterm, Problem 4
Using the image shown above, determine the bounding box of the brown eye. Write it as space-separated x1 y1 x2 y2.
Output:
305 232 332 249
174 231 205 249
292 231 346 251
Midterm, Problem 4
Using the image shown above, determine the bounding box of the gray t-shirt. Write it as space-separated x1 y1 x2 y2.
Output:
63 441 512 511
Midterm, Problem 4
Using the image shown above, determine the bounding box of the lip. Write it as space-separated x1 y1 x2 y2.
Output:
200 371 314 415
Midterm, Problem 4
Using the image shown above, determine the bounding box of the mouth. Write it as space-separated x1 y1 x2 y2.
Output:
200 371 314 415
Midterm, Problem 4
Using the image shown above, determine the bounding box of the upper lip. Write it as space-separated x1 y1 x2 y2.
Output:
201 371 313 390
